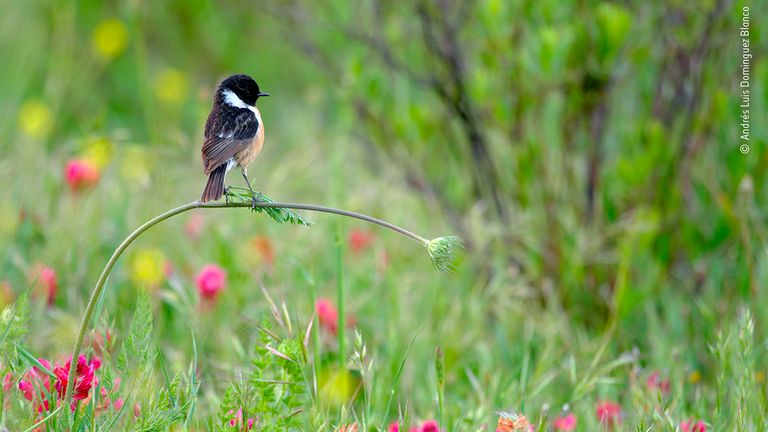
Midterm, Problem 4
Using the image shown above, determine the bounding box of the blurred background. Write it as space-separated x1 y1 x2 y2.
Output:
0 0 766 430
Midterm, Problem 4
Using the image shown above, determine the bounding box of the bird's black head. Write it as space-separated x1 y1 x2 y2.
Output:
219 74 270 106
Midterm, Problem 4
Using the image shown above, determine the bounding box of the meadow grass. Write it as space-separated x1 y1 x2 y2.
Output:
1 0 767 431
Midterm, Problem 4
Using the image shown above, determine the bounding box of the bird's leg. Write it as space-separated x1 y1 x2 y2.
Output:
224 186 230 204
241 168 262 208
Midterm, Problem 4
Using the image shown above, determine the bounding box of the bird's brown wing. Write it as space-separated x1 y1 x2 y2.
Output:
201 109 260 174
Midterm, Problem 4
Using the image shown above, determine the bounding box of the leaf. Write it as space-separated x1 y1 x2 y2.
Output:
224 187 313 226
0 294 30 362
118 289 155 376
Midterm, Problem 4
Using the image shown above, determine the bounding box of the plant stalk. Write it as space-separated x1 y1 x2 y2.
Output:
64 199 429 410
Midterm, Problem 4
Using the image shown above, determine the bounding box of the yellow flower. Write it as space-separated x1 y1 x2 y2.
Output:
129 248 166 288
82 136 114 169
120 146 152 187
91 19 129 60
318 366 358 407
756 371 765 383
688 370 701 384
18 99 53 139
154 68 188 104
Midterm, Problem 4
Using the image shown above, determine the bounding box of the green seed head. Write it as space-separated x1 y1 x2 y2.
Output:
426 236 463 273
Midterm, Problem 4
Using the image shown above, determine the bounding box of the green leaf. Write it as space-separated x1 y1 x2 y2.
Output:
224 187 313 226
118 289 155 376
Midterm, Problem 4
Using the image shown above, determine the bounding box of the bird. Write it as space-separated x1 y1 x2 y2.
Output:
200 74 269 203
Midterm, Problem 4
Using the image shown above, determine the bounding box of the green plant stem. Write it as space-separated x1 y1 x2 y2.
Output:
63 199 430 410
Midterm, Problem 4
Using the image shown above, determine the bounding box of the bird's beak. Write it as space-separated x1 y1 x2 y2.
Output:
258 92 270 97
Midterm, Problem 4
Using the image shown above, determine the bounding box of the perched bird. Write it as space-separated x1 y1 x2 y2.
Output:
200 74 269 203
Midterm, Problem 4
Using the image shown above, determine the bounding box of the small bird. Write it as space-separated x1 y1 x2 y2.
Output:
200 74 269 203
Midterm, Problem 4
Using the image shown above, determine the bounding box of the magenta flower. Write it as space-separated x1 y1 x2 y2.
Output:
196 264 227 300
387 422 399 432
30 264 57 306
113 397 125 411
65 159 100 192
228 407 255 430
681 419 707 432
596 400 621 428
18 358 53 413
316 298 339 335
420 420 440 432
553 413 576 431
53 354 101 408
647 371 670 395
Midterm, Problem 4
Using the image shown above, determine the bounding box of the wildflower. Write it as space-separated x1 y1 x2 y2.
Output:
316 298 338 335
228 408 254 430
3 372 12 392
387 422 400 432
426 236 463 273
420 420 440 432
82 136 114 169
53 354 101 406
646 371 670 395
154 68 188 104
18 358 53 413
680 419 707 432
596 400 621 427
348 229 375 253
196 264 227 300
65 159 100 192
552 413 576 431
18 99 53 139
91 19 128 60
113 397 124 411
185 212 206 239
30 264 57 306
251 236 275 266
133 402 141 418
688 370 701 384
130 249 166 288
89 329 114 355
496 413 533 431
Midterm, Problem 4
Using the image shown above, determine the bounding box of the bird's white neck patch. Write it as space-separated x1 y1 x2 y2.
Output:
222 89 257 115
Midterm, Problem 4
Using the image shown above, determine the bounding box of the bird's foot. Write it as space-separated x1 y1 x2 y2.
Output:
250 192 264 209
224 186 231 204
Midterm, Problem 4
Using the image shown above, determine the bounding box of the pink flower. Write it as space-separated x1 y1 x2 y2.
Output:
348 229 375 253
420 420 440 432
3 372 12 392
113 398 124 411
196 264 227 300
53 354 101 408
184 213 206 239
553 413 576 431
30 264 57 306
18 358 53 413
65 159 100 192
133 403 141 418
228 407 254 429
596 401 621 427
316 298 339 335
647 371 670 395
681 419 707 432
388 422 399 432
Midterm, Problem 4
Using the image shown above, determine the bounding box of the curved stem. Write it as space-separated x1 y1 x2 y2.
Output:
64 199 429 409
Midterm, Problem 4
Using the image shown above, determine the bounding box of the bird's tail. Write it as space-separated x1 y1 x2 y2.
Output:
201 164 227 202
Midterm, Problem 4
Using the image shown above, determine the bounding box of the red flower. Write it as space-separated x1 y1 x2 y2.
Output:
316 298 339 335
681 419 707 432
596 401 621 427
228 407 254 430
647 371 670 395
348 229 375 253
30 264 57 306
553 413 576 431
65 159 100 192
53 354 101 408
196 264 227 300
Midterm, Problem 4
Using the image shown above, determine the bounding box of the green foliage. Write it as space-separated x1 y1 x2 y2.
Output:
215 321 308 431
118 289 155 377
225 187 313 227
0 295 29 364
